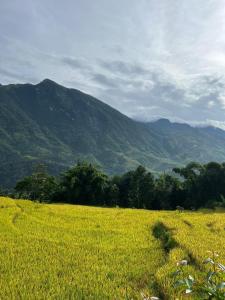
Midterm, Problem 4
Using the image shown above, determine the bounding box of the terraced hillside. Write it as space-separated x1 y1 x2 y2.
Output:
0 197 224 299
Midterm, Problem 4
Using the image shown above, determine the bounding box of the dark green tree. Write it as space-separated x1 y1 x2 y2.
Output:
173 162 204 208
198 162 225 207
59 161 108 205
0 187 6 197
14 164 58 202
113 172 133 207
154 174 183 209
115 166 155 208
103 181 119 207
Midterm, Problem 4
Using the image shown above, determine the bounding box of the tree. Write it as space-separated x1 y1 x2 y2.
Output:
113 172 133 207
173 161 225 208
103 181 119 207
0 187 6 197
198 162 225 207
14 164 58 202
115 166 155 208
59 161 108 205
173 162 204 208
154 174 183 209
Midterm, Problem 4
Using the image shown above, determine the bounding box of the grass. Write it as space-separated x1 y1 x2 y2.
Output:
0 197 224 299
152 221 178 253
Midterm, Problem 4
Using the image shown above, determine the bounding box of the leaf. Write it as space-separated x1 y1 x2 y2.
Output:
216 282 225 289
185 289 192 294
174 280 185 288
172 270 181 277
218 263 225 272
204 258 214 265
207 271 215 282
184 278 192 289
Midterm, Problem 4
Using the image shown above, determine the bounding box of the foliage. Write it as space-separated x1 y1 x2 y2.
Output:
15 164 59 202
11 160 225 210
3 80 225 188
0 186 7 196
173 162 225 209
114 166 155 209
173 251 225 299
58 161 109 205
154 173 183 209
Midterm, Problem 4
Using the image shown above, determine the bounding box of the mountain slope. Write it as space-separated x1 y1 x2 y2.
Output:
0 79 170 187
148 119 225 165
1 79 225 188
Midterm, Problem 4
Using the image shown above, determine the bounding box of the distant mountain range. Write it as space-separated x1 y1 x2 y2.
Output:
1 79 225 188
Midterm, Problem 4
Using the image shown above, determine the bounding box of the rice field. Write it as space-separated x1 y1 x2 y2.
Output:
0 197 224 299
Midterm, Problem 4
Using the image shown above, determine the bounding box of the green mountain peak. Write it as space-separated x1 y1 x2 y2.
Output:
1 79 225 188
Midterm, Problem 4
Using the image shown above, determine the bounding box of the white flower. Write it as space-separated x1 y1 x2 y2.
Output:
177 259 188 266
141 292 160 300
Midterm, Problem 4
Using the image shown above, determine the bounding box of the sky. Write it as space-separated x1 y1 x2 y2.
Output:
1 0 225 128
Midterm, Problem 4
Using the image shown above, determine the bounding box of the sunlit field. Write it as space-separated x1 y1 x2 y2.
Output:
0 197 224 299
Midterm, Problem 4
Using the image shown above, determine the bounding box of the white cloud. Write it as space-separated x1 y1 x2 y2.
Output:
1 0 225 128
208 101 215 108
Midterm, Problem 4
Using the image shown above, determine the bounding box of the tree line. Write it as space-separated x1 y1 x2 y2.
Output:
2 161 225 210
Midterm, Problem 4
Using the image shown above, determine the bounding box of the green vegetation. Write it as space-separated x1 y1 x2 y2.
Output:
152 222 178 252
1 79 225 298
15 164 58 202
173 251 225 299
2 79 225 188
13 161 225 210
0 197 224 299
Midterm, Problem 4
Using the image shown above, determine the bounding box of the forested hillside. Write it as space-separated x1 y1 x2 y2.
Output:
1 79 225 187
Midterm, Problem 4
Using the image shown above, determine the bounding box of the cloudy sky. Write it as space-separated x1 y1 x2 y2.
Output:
1 0 225 128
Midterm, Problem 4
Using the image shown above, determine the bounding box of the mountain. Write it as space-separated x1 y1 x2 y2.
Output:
148 119 225 164
1 79 225 188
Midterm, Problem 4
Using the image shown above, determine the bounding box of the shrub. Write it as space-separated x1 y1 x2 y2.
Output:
173 251 225 299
